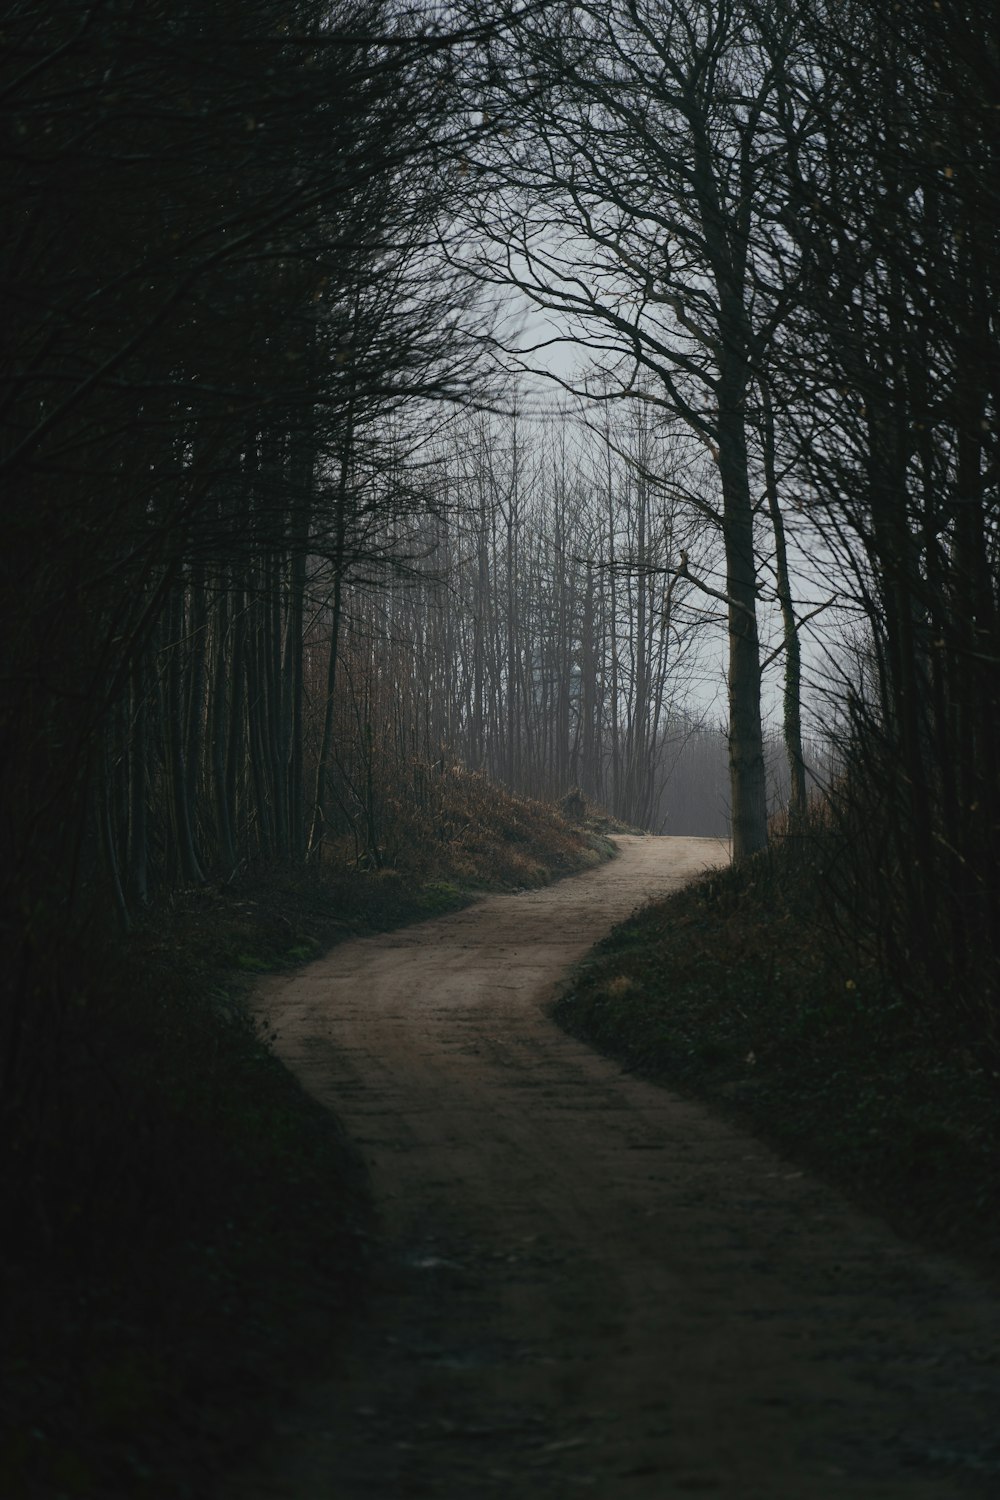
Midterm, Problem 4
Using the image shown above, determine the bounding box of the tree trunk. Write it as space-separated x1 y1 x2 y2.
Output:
760 381 807 822
127 655 149 906
211 583 237 874
163 587 204 884
308 421 353 857
717 396 767 861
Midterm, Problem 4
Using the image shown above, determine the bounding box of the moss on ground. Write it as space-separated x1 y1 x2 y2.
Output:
553 841 1000 1279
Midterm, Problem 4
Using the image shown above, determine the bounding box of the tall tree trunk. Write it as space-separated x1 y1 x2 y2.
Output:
717 393 767 861
100 741 130 933
579 560 596 796
224 580 247 866
211 584 237 874
760 381 807 822
269 553 289 856
184 570 208 850
164 587 204 884
127 654 149 906
308 420 353 857
246 582 275 857
283 546 307 860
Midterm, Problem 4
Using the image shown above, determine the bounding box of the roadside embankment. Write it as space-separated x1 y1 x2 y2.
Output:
553 837 1000 1279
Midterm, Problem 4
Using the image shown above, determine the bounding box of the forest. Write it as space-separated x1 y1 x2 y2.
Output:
2 0 998 1493
6 0 995 954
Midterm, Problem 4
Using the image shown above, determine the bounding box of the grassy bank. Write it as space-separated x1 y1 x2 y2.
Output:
553 828 1000 1278
2 774 610 1499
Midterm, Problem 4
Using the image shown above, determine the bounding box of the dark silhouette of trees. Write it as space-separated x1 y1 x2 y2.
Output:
1 0 478 926
0 0 498 1209
434 0 998 1019
754 0 1000 1030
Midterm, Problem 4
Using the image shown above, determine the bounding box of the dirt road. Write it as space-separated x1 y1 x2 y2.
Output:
235 836 1000 1498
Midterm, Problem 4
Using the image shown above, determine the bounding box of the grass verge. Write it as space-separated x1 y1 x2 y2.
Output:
2 777 611 1499
553 833 1000 1278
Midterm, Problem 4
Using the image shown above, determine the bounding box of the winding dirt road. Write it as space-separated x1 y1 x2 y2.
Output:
234 836 1000 1498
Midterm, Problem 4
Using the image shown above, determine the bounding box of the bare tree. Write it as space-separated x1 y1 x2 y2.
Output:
454 0 814 857
0 0 484 921
758 0 1000 1023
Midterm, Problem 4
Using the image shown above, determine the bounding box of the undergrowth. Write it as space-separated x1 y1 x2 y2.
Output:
344 764 615 887
553 813 1000 1277
1 774 608 1499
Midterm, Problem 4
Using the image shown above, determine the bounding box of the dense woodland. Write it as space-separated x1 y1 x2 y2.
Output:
2 0 999 1225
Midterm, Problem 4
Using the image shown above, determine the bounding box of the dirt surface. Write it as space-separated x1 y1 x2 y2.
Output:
232 836 1000 1498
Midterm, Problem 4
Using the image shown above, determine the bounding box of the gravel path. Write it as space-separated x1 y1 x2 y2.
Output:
229 836 1000 1498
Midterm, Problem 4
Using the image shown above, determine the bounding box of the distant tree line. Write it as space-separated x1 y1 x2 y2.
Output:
316 406 824 849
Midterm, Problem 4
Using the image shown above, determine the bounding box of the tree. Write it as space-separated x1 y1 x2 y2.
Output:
0 0 481 916
759 0 1000 1020
455 0 813 858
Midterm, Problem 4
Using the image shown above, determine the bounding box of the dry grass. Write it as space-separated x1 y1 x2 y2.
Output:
329 763 612 888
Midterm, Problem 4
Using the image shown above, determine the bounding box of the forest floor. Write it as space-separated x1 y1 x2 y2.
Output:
224 836 1000 1500
1 777 610 1500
